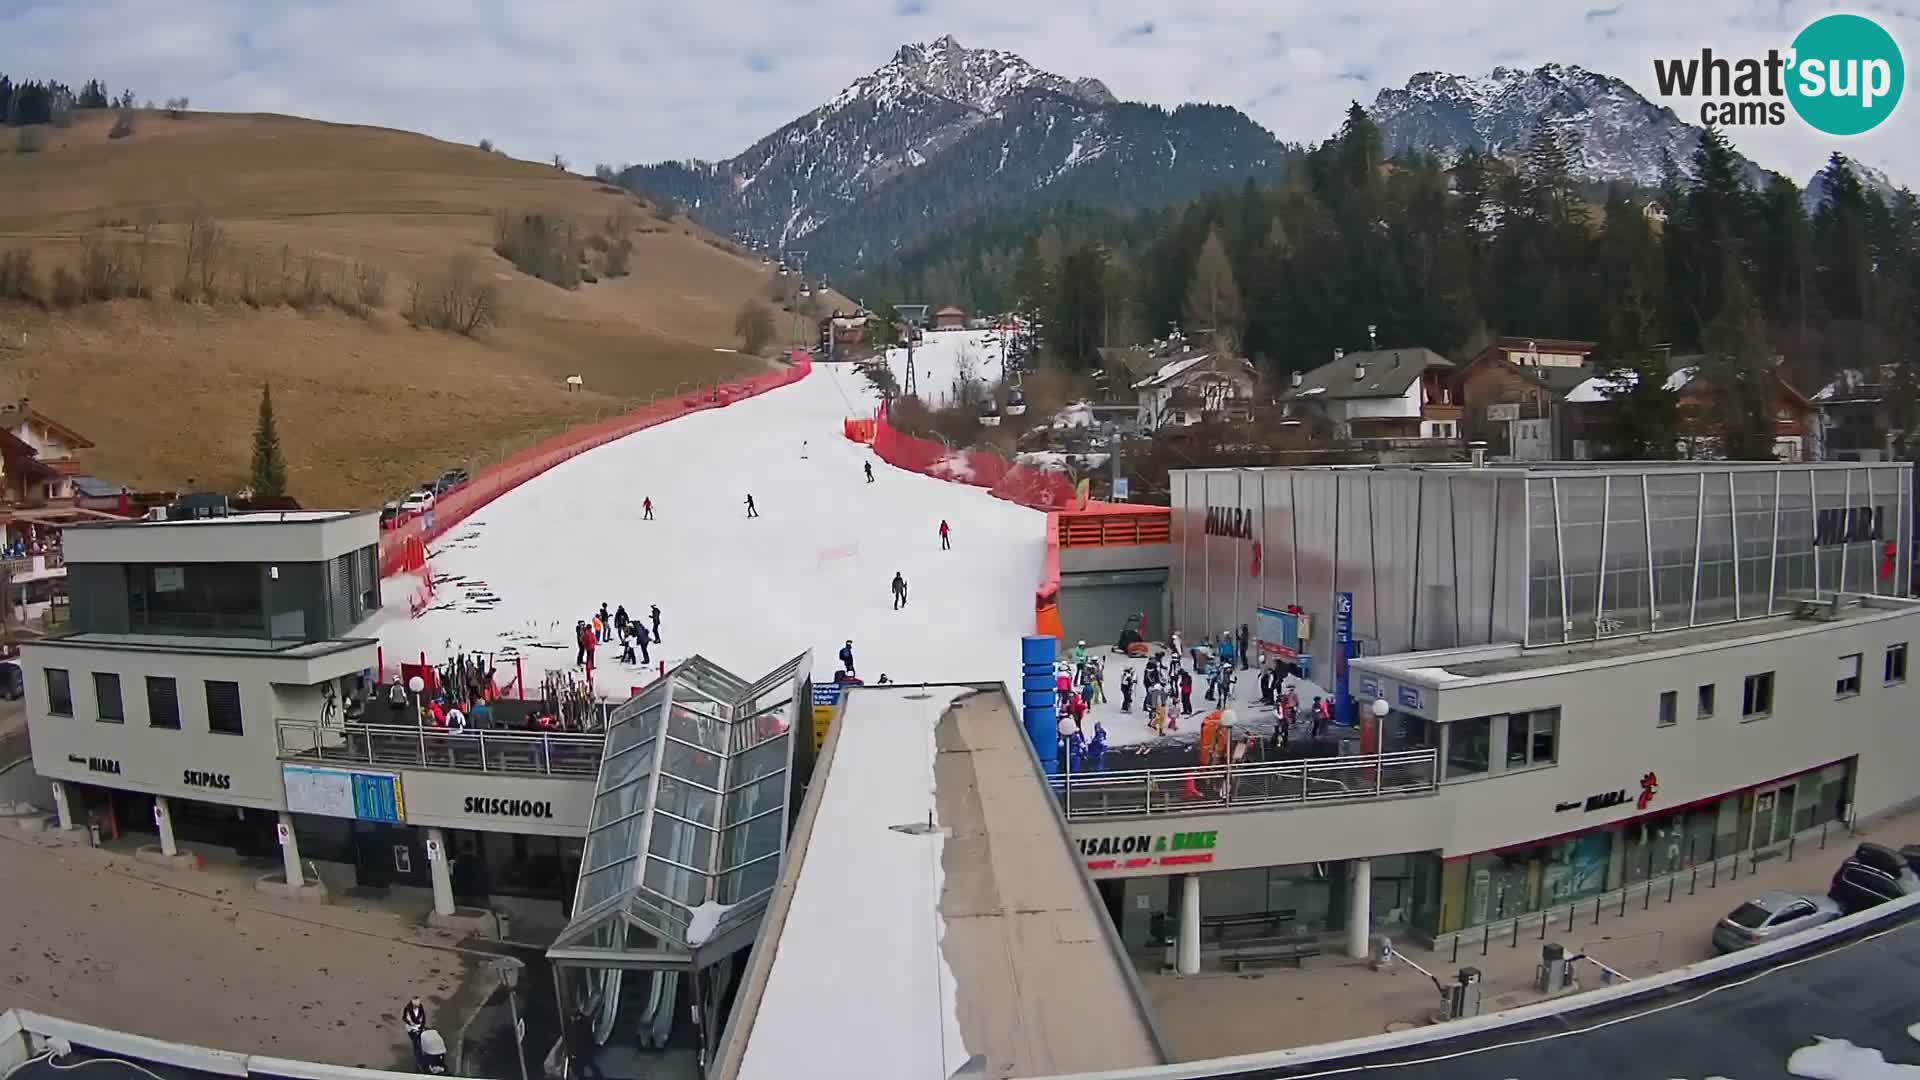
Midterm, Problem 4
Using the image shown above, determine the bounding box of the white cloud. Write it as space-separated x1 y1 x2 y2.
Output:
1 0 1911 184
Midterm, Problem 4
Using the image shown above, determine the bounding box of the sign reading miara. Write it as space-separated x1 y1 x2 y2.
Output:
1076 829 1219 873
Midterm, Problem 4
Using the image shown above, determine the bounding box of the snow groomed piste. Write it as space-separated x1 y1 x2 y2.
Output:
372 352 1046 704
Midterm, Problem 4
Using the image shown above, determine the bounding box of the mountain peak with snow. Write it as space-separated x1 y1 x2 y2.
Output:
844 35 1115 113
1372 62 1767 188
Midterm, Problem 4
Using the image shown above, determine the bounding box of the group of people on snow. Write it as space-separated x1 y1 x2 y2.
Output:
577 602 663 670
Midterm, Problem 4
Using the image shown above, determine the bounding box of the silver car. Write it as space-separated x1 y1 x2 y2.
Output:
1712 890 1842 953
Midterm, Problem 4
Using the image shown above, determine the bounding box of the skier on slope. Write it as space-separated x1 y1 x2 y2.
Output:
745 494 759 518
801 440 809 459
643 497 654 520
838 640 856 677
890 571 909 610
864 461 875 484
939 519 951 550
633 620 651 665
650 604 662 644
1119 667 1136 713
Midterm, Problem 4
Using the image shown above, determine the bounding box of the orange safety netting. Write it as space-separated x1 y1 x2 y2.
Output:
869 402 1079 512
379 354 814 576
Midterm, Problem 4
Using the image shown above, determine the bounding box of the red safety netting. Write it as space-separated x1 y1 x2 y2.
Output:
379 354 814 575
869 402 1078 512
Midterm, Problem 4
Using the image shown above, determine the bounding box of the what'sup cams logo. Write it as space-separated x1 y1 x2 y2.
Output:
1654 14 1904 135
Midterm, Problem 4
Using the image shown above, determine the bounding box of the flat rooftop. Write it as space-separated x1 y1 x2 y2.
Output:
36 632 377 658
723 683 1164 1080
72 509 365 528
1357 597 1920 683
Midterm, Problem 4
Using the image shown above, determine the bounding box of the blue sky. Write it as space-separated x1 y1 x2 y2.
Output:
0 0 1911 184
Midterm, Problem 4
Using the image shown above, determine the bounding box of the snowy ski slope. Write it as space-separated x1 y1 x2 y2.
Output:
883 328 1007 408
371 363 1046 698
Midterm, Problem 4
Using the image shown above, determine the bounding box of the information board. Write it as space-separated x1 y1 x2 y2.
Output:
811 682 842 753
282 764 405 823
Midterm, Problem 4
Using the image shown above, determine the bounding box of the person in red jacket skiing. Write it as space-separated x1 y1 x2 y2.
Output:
939 519 951 550
643 497 654 520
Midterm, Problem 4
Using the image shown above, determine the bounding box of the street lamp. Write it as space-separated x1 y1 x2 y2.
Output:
1369 698 1390 757
408 675 425 724
492 956 532 1080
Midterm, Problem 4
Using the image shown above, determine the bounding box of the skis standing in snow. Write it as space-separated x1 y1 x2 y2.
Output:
801 440 809 459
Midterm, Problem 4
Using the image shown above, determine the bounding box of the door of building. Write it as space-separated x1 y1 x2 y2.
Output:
1751 783 1798 850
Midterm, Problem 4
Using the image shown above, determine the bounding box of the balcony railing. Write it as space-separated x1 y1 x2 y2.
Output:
275 718 606 777
1050 748 1438 818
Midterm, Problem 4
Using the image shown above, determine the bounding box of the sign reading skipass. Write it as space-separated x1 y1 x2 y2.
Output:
1077 829 1219 872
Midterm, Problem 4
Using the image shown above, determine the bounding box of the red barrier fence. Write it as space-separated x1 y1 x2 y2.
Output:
869 403 1078 512
380 354 814 575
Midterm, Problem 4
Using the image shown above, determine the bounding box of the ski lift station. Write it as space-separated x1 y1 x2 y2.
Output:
12 368 1920 1080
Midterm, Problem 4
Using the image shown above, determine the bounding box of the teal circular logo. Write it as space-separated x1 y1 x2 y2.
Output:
1787 14 1904 135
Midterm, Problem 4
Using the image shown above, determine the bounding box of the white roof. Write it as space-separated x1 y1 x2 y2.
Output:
1132 354 1209 389
1565 365 1697 404
735 686 972 1080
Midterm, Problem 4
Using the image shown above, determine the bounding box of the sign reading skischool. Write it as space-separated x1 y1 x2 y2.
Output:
1076 829 1219 873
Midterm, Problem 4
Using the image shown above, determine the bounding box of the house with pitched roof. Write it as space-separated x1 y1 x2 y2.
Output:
1281 347 1459 440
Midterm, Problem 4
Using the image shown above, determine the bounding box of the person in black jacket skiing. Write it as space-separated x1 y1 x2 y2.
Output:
890 572 908 609
864 461 875 483
745 494 759 518
614 605 630 641
649 604 662 643
633 621 651 665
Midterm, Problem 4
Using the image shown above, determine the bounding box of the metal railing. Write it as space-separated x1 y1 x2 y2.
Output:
275 718 605 777
1052 748 1438 818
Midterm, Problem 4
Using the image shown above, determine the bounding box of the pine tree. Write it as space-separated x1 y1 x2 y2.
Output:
250 383 289 498
1049 243 1109 369
1011 237 1052 319
1813 153 1873 322
1598 285 1678 459
1182 225 1244 356
1699 279 1780 460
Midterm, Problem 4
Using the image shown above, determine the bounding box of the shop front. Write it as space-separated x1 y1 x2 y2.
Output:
1415 758 1854 937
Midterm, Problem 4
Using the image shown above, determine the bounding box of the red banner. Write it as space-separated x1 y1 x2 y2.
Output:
380 355 813 575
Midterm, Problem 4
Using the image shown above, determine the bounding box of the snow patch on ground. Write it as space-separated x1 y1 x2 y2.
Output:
883 328 1006 409
735 686 971 1080
1787 1035 1920 1079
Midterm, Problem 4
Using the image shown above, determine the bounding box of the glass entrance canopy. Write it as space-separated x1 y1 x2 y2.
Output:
550 651 811 970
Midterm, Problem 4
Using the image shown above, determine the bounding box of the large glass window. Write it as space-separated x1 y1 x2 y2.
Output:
205 680 244 735
1505 709 1559 768
1742 672 1774 718
147 676 180 729
93 672 124 723
1836 654 1863 698
1445 716 1491 779
131 563 263 635
45 668 72 716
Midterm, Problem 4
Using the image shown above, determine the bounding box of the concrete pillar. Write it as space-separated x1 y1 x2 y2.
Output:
1348 857 1373 960
1177 873 1202 976
50 781 75 831
154 797 178 857
426 827 456 917
278 811 304 887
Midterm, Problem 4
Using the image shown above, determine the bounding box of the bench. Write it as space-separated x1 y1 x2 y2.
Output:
1201 909 1297 945
1223 941 1323 971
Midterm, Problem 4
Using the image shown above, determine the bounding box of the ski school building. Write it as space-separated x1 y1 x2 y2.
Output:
1052 459 1920 958
18 509 624 918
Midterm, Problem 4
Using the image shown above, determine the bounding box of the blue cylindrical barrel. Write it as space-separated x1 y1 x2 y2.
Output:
1020 635 1060 771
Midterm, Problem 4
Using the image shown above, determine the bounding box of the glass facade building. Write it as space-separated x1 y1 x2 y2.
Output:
1171 462 1913 679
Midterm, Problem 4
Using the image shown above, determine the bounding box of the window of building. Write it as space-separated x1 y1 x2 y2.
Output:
1697 684 1715 719
1444 716 1492 779
45 668 72 717
1657 690 1677 728
1743 672 1774 719
205 680 244 735
129 563 263 635
93 672 124 723
1836 654 1863 698
147 676 180 730
1504 708 1560 768
1886 644 1908 685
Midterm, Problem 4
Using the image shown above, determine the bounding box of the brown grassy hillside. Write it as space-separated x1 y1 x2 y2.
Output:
0 109 842 505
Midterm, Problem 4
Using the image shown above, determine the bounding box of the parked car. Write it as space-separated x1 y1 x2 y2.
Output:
379 500 402 526
0 660 23 701
432 468 469 494
1828 842 1920 913
1712 890 1843 953
399 491 436 514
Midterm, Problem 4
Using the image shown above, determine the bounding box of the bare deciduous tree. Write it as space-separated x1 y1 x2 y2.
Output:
734 299 775 354
406 255 498 337
108 109 136 139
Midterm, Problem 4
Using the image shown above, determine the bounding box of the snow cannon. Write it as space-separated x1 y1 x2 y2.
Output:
1021 635 1060 773
1005 389 1027 417
978 399 1002 428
